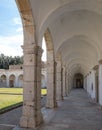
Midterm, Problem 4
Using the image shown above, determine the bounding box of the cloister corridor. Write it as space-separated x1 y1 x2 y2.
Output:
1 88 102 130
1 0 102 129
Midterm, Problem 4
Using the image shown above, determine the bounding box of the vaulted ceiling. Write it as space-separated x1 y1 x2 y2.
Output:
16 0 102 76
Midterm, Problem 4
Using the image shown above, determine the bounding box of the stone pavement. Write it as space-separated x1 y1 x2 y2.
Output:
0 96 46 130
1 89 102 130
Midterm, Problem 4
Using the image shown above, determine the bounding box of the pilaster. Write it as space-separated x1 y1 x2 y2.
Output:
20 44 43 128
56 60 63 100
65 72 68 96
62 66 66 97
46 50 57 108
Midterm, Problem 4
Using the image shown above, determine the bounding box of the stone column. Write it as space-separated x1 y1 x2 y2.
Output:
84 76 87 90
98 60 102 105
90 70 95 100
86 74 89 94
15 75 18 87
65 72 68 96
63 66 66 97
56 60 63 100
20 44 43 128
68 74 71 93
92 65 99 102
6 75 9 87
46 51 57 108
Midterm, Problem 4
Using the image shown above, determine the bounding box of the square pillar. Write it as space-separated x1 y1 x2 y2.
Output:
92 65 99 102
65 72 68 96
20 45 43 128
63 66 66 97
90 70 95 100
46 51 57 108
56 60 63 100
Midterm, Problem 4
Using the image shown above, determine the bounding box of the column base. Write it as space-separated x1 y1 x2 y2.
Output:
46 99 57 108
56 96 63 101
20 113 43 129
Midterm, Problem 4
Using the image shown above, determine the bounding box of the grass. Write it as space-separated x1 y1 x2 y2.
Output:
0 88 23 94
41 88 47 95
0 88 47 95
0 88 47 113
0 94 22 113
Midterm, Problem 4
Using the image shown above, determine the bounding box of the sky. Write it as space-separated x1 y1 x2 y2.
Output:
0 0 46 61
0 0 23 56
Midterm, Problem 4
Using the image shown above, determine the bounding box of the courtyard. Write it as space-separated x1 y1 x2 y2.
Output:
0 88 47 114
0 89 102 130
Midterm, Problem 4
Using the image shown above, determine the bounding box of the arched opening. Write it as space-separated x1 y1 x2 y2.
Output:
41 74 46 88
41 37 47 89
9 74 15 88
74 73 83 88
41 28 57 108
0 75 7 87
18 74 23 87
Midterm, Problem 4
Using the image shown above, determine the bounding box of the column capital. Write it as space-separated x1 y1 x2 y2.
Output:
99 59 102 64
92 65 99 70
21 44 43 56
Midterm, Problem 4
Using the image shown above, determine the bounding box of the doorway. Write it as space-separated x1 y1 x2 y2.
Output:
74 73 83 88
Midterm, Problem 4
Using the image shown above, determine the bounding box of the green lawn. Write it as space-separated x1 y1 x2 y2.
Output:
0 94 22 112
0 88 47 112
0 88 23 94
0 88 47 95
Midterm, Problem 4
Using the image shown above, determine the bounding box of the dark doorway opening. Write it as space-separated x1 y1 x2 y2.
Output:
74 73 83 88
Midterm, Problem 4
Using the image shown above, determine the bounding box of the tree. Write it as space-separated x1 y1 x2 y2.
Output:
0 54 23 69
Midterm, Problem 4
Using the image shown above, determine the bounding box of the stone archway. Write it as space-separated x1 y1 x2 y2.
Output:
18 74 23 87
16 0 43 128
44 28 57 108
9 74 15 88
0 75 7 87
15 0 102 129
74 73 83 88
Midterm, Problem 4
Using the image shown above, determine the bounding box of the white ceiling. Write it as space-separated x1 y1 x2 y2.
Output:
17 0 102 76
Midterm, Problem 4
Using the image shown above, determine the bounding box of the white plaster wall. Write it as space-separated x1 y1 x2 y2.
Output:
0 68 46 88
99 64 102 105
86 75 89 94
90 70 96 100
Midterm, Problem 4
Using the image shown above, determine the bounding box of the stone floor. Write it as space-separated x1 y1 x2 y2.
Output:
1 89 102 130
0 96 46 130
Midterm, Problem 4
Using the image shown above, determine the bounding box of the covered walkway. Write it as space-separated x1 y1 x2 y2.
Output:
40 89 102 130
1 89 102 130
15 0 102 128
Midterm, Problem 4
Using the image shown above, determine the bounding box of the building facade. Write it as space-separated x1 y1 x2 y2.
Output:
0 64 47 88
